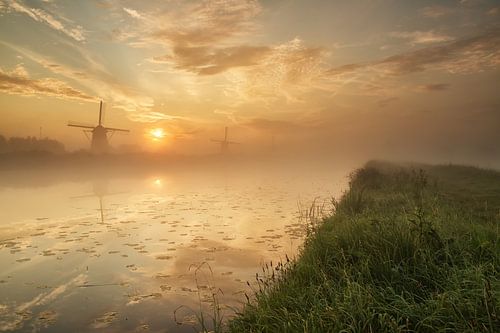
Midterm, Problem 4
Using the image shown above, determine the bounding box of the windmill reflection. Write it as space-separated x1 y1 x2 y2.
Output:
72 179 125 223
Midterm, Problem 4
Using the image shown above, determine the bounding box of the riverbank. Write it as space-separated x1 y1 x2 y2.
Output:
228 161 499 332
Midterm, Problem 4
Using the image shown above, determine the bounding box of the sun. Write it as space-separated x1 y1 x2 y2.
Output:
149 128 166 141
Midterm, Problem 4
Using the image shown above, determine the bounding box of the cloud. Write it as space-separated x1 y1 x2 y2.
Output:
153 45 271 75
4 1 85 41
0 41 162 123
487 7 499 16
123 7 142 19
151 0 261 47
327 30 500 77
417 83 450 92
325 63 367 76
0 64 94 101
377 96 398 108
127 111 188 123
420 5 454 18
135 1 330 103
379 30 500 74
96 1 330 106
243 118 303 132
390 31 453 44
227 38 327 103
213 108 238 123
138 0 264 75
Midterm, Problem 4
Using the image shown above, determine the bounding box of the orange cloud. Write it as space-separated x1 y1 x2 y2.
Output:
0 65 93 101
153 45 271 75
390 31 453 45
228 39 327 103
146 0 263 75
417 83 451 92
420 5 454 18
327 30 500 76
151 0 261 46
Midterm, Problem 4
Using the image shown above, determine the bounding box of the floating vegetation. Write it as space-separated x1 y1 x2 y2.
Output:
91 311 118 329
135 323 149 330
155 255 173 260
0 170 340 332
36 310 58 328
127 293 162 305
126 264 137 271
15 258 31 262
155 273 171 279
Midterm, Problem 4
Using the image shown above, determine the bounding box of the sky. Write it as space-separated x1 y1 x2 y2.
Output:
0 0 499 163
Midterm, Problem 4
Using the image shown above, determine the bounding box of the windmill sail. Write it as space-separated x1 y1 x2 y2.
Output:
211 127 240 154
68 121 95 129
98 101 103 126
104 126 130 132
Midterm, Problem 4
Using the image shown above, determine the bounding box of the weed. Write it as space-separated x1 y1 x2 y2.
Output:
174 262 226 333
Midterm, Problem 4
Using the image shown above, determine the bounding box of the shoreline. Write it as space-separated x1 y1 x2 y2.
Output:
226 161 500 332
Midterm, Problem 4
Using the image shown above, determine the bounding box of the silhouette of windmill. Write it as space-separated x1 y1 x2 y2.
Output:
211 127 239 154
68 101 129 153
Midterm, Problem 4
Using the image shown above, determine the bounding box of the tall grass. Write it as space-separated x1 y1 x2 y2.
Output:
228 161 500 332
174 262 226 332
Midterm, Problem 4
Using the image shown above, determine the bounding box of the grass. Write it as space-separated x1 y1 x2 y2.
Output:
227 161 500 332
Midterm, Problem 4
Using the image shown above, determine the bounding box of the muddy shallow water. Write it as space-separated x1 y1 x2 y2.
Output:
0 163 349 332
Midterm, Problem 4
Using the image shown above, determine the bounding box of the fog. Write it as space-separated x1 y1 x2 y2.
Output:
1 127 499 331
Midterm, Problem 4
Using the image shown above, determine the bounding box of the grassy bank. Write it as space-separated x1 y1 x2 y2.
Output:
228 161 499 332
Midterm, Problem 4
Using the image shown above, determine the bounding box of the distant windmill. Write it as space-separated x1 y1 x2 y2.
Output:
211 127 240 154
68 101 129 153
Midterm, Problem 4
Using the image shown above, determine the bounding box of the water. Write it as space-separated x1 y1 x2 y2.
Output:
0 163 349 332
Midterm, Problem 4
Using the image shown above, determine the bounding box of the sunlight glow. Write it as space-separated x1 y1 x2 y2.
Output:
149 128 166 141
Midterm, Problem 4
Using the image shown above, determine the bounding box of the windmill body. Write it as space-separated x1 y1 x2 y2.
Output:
91 125 109 153
68 101 129 153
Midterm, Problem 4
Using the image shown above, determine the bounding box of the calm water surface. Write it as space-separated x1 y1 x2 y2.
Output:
0 164 349 332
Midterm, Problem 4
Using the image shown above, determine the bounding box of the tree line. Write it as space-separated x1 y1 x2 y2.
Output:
0 135 65 154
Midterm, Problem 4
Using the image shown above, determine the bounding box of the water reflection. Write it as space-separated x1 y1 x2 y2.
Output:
71 180 128 224
0 164 348 332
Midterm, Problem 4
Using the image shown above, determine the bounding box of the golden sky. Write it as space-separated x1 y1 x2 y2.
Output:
0 0 499 160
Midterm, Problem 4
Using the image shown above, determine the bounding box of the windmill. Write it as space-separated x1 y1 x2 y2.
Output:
211 127 239 154
68 101 129 153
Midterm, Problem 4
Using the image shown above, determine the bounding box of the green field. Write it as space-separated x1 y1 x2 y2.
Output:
228 161 500 332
